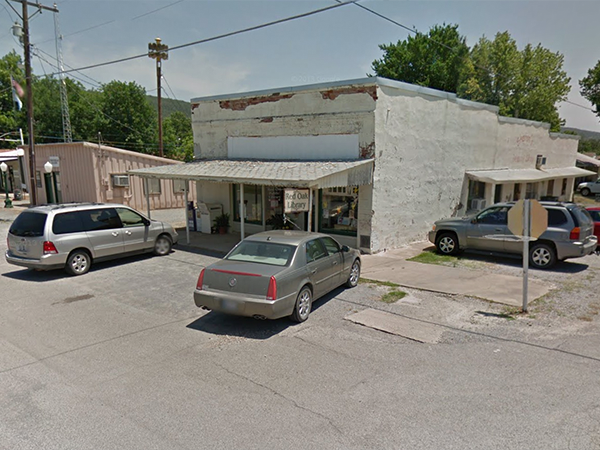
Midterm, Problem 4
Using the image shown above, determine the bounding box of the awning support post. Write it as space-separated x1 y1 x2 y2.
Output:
240 183 245 240
308 188 313 232
145 178 151 219
184 180 190 244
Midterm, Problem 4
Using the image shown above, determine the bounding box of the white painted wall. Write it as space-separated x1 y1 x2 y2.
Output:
228 135 359 160
371 84 580 252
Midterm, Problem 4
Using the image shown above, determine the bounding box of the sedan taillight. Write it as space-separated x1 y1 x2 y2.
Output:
569 227 580 240
266 276 277 301
43 241 58 254
196 268 205 290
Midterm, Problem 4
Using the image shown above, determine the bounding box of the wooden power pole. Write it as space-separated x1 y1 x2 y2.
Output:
148 37 168 158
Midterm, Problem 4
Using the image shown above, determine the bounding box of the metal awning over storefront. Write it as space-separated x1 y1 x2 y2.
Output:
128 159 374 243
466 167 595 183
128 158 374 188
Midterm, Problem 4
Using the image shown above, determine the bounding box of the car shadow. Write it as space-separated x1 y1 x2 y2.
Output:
186 288 341 340
458 249 591 274
1 252 160 283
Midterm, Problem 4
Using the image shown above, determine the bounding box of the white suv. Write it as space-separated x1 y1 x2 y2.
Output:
6 203 178 275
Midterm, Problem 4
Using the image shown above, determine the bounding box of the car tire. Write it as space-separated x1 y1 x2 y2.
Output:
529 242 557 269
65 250 91 276
345 259 361 288
153 235 172 256
435 232 460 255
291 286 312 323
581 188 591 197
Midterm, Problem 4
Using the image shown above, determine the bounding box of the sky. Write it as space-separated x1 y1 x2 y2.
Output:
1 0 599 133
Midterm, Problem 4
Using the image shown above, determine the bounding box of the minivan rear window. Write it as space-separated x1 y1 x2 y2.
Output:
52 211 86 235
9 212 47 237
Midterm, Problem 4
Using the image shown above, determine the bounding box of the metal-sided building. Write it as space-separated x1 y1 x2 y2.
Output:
23 142 191 211
129 77 592 253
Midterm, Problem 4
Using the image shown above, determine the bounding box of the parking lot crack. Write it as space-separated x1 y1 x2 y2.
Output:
213 362 344 436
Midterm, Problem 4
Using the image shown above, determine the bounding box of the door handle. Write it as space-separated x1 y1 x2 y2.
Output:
125 230 132 235
112 231 119 237
332 261 338 266
311 269 317 274
495 228 502 231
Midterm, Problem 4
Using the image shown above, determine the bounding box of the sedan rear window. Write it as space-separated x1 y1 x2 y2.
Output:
226 242 295 266
9 212 47 237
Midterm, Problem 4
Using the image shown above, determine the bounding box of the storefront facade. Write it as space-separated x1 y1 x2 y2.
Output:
130 77 591 253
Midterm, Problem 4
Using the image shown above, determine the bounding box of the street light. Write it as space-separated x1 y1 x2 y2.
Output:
44 161 53 174
0 162 13 208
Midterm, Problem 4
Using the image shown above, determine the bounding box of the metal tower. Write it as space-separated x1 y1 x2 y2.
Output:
53 3 72 143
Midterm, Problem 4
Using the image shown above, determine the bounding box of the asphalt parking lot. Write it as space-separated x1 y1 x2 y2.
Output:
1 220 600 450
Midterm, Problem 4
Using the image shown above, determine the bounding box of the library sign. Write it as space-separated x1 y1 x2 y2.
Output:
284 189 310 213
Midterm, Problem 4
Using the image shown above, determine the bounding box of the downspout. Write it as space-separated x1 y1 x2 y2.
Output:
145 178 151 219
240 183 245 240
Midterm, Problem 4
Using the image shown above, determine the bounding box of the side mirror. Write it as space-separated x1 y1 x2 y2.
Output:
341 245 350 252
143 218 151 226
471 218 478 224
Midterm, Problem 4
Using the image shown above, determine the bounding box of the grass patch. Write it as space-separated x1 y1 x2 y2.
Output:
359 278 400 288
359 278 407 304
408 250 460 266
380 290 407 304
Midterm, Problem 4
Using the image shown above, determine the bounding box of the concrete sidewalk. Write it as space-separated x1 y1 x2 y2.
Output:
361 242 551 307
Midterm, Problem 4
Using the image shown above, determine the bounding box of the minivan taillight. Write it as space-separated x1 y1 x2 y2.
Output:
569 227 581 240
43 241 58 254
266 276 277 301
196 268 205 290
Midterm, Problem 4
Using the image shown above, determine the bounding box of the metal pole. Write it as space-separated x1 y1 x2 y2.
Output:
307 188 313 232
522 199 530 312
184 180 190 244
157 59 163 157
240 183 245 240
145 178 151 219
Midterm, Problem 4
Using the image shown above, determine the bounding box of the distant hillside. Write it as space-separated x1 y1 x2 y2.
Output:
147 96 191 118
562 127 600 141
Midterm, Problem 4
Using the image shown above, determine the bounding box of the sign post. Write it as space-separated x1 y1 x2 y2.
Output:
507 199 548 312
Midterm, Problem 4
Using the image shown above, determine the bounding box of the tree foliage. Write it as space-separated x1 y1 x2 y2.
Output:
0 51 25 148
371 24 469 93
96 80 157 153
580 61 600 121
372 27 571 131
163 111 193 161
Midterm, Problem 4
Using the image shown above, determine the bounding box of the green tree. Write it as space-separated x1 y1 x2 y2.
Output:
371 24 469 93
162 111 193 161
580 61 600 122
459 32 570 131
96 80 157 153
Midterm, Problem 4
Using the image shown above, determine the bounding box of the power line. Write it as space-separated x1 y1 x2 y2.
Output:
563 99 596 113
132 0 184 21
52 0 358 77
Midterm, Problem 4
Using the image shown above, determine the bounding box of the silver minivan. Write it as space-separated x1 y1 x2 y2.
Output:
6 203 178 275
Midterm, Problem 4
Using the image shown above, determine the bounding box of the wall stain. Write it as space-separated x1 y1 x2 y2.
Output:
219 93 294 111
320 85 378 102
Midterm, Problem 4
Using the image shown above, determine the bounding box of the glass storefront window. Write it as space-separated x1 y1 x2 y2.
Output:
233 184 263 225
319 186 358 236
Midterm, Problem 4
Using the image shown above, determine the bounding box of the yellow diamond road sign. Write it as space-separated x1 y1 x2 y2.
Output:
508 199 548 238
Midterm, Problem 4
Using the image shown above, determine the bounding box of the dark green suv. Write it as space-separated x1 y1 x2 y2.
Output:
428 202 597 269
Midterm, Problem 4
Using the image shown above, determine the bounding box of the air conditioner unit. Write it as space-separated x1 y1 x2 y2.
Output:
470 198 486 210
536 154 547 169
112 175 130 187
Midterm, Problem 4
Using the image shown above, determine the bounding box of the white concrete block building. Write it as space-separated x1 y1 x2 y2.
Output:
130 77 591 253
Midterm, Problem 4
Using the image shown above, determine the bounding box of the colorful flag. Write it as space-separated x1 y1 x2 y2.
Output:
10 76 23 111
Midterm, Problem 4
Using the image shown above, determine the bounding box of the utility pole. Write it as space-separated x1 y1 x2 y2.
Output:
10 0 59 206
148 37 168 158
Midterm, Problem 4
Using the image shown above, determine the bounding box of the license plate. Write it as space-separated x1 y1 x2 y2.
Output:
221 299 239 312
17 244 28 255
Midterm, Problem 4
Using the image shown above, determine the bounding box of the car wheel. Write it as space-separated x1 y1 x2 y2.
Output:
435 232 460 255
291 286 312 322
529 243 557 269
345 259 361 288
581 188 591 197
153 235 172 256
65 250 91 276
